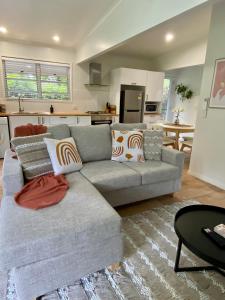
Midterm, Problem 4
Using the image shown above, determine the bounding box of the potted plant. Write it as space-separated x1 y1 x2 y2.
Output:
172 106 184 125
175 83 193 102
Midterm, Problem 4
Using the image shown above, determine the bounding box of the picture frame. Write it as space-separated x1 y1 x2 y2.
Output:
209 57 225 108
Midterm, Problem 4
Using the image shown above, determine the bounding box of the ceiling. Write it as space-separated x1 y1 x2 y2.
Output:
0 0 119 49
108 3 212 59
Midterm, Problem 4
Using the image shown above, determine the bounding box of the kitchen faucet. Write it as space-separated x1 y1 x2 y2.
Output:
18 96 24 113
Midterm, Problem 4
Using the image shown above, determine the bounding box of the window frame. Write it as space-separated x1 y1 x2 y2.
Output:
2 56 72 102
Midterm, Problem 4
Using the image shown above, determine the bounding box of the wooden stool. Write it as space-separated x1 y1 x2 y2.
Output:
163 136 175 148
180 140 193 151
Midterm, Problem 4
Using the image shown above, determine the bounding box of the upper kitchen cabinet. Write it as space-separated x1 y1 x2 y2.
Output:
145 71 165 102
110 68 147 87
118 68 147 86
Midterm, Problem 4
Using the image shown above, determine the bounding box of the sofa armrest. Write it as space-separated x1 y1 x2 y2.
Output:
0 271 7 300
161 146 184 174
2 150 24 196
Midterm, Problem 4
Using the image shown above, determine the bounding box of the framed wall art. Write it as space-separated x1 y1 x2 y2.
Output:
210 58 225 108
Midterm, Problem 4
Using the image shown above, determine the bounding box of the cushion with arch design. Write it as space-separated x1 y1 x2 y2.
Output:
44 137 82 175
111 130 145 162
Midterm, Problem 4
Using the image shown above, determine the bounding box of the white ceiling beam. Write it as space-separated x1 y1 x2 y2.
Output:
75 0 208 63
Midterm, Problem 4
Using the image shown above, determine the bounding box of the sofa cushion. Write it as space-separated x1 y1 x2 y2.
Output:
44 137 82 175
143 129 164 161
11 133 53 180
123 160 180 185
47 124 71 140
111 123 147 131
80 160 141 192
70 125 112 162
111 130 145 162
0 172 121 271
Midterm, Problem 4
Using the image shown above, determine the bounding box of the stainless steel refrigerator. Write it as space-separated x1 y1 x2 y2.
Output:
120 85 145 123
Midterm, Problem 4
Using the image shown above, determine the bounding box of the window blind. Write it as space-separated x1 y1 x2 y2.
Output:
2 57 71 101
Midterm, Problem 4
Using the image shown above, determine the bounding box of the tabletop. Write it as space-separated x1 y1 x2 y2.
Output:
160 123 195 131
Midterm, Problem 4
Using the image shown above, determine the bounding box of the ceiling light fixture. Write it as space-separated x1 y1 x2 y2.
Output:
53 35 60 42
165 33 174 42
0 26 7 34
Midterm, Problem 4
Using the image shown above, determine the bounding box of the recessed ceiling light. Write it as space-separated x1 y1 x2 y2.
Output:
53 35 60 42
0 26 7 34
165 33 174 43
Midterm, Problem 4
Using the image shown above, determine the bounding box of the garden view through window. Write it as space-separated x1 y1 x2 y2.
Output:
2 57 70 100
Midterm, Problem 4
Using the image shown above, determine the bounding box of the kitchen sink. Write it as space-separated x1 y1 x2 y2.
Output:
10 112 50 115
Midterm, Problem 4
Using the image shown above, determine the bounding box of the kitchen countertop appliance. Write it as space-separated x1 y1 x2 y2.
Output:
120 85 145 123
145 101 160 113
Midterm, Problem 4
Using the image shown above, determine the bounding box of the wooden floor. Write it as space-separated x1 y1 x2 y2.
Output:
0 154 225 215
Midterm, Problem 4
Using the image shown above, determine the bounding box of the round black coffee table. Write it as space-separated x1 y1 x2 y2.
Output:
174 204 225 276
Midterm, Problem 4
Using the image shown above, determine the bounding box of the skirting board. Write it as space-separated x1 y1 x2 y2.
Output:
188 169 225 190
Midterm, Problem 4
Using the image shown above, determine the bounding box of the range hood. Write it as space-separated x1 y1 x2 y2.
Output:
85 63 109 86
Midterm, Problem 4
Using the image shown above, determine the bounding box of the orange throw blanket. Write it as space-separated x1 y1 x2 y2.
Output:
14 123 47 137
15 174 69 210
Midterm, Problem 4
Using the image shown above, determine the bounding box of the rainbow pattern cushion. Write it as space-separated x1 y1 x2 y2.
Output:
44 137 82 175
111 130 145 162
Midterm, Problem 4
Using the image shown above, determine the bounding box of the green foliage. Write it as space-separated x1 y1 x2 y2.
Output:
175 83 193 101
6 73 69 100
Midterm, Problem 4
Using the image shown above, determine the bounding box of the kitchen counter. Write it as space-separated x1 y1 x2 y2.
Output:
0 111 116 117
0 112 160 117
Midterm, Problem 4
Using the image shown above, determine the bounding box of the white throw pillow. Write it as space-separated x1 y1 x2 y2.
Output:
44 137 82 175
111 130 145 162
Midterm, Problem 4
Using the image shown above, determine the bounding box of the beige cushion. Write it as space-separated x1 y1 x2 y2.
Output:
44 137 82 175
11 133 53 180
111 130 145 162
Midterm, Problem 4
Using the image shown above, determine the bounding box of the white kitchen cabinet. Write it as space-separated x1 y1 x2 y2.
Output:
143 114 162 128
145 71 165 102
112 115 120 123
119 68 147 86
43 116 77 125
9 116 40 137
77 116 91 125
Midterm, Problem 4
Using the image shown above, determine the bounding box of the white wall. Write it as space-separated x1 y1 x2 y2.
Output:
166 65 203 125
153 39 207 71
75 0 208 62
0 40 153 113
190 1 225 190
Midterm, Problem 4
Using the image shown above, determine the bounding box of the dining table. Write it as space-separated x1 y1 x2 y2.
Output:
160 123 195 150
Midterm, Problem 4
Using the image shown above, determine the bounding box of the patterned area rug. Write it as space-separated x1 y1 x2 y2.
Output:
7 200 225 300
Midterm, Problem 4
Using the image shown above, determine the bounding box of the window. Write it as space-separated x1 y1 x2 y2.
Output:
2 57 71 101
161 78 171 121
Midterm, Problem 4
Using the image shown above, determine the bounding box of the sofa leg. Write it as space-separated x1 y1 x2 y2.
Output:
168 193 174 197
108 262 121 272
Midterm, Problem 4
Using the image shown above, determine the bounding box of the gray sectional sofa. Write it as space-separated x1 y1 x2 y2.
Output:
0 123 184 300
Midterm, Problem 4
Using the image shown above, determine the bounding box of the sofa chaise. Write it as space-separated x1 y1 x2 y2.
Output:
0 123 184 299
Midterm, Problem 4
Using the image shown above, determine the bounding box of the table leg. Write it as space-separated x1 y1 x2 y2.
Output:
174 131 179 150
174 239 225 276
174 238 182 272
